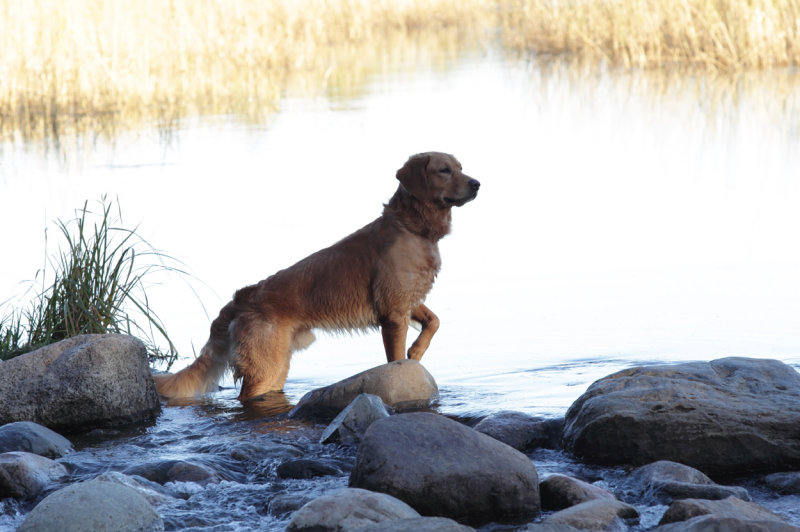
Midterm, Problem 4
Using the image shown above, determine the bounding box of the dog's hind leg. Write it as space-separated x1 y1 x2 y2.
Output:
407 303 440 361
234 318 294 401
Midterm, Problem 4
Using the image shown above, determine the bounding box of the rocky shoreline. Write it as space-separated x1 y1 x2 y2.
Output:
1 334 800 530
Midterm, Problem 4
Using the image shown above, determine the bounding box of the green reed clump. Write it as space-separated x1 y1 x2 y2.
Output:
0 198 182 368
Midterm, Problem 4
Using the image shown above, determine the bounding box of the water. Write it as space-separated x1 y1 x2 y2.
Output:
2 52 800 529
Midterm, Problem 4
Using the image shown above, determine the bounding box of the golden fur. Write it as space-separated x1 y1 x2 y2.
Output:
153 152 480 401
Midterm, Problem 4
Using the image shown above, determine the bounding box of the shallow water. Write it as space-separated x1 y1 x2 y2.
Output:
2 51 800 529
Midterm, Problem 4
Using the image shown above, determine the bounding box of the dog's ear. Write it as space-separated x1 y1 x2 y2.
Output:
396 154 430 200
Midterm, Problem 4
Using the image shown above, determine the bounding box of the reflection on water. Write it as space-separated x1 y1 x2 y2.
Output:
2 53 800 417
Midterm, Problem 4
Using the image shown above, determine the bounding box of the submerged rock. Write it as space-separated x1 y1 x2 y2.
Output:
289 359 437 421
0 421 74 458
473 411 563 451
17 478 164 532
0 334 160 433
764 472 800 495
563 357 800 476
349 412 540 525
0 451 68 500
287 487 420 531
624 460 750 503
320 393 391 445
276 458 342 480
540 473 616 511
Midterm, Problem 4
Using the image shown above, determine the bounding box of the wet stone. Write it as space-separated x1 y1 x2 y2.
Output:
0 422 74 459
276 458 342 480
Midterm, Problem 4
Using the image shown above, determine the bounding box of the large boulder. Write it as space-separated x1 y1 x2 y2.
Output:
17 478 164 532
349 412 540 525
563 357 800 476
0 451 68 499
0 421 73 458
287 487 420 531
0 335 160 433
539 474 616 511
290 360 438 420
473 411 563 451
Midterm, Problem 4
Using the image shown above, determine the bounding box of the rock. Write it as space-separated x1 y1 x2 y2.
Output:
540 474 615 511
625 460 750 503
654 515 800 532
764 472 800 495
349 412 540 525
94 471 176 506
541 498 639 531
520 524 582 532
658 496 790 526
0 451 68 499
0 421 73 458
473 411 563 451
353 516 476 531
290 360 438 421
17 478 164 532
277 458 342 479
287 487 420 531
563 357 800 475
320 393 391 445
268 493 315 517
124 459 223 485
0 334 160 433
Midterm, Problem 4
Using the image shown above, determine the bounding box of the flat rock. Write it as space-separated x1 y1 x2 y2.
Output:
17 478 164 532
0 421 73 458
473 411 563 450
563 357 800 476
287 487 420 531
277 458 342 480
654 515 800 532
0 334 160 433
349 412 540 525
658 496 789 526
625 460 750 503
540 474 615 511
320 393 391 445
0 451 68 499
290 360 437 421
541 498 639 531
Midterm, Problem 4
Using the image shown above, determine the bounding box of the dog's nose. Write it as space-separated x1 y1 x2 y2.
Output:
469 179 481 192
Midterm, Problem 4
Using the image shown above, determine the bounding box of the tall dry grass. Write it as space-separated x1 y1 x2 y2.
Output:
2 0 800 141
501 0 800 71
0 0 495 141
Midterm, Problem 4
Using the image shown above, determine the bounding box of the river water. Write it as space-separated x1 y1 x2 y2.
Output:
1 51 800 529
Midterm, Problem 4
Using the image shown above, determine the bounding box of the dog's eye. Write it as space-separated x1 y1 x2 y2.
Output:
440 167 452 174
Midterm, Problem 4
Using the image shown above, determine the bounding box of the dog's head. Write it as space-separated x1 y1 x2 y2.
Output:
396 152 480 208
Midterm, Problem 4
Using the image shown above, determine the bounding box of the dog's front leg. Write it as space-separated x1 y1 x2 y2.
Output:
407 303 440 361
380 313 409 363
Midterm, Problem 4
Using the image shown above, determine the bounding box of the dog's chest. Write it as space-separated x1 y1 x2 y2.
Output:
384 235 441 296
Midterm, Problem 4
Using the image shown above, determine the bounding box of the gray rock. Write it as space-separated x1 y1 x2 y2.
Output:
764 472 800 495
268 493 315 517
0 334 160 433
0 421 73 458
353 516 475 531
349 412 540 525
277 458 342 479
124 459 222 485
287 487 420 531
540 474 615 511
94 471 176 506
290 360 438 421
320 393 391 445
473 411 563 451
17 478 164 532
520 524 582 532
563 357 800 475
658 496 790 526
0 451 67 499
654 515 800 532
541 498 639 531
625 460 750 503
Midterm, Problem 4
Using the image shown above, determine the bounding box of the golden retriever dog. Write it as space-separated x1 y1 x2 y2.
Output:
153 152 480 401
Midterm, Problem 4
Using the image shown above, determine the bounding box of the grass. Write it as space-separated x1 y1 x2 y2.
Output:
0 197 185 368
1 0 799 140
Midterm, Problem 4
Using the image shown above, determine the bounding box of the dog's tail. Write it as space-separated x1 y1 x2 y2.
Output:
152 302 236 399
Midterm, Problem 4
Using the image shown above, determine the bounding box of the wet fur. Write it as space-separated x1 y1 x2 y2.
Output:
153 152 480 401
